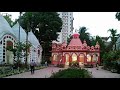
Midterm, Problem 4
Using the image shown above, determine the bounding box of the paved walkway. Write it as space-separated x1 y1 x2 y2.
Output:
5 66 120 78
85 67 120 78
5 67 65 78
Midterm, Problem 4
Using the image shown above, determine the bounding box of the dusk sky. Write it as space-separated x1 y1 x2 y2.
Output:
1 12 120 37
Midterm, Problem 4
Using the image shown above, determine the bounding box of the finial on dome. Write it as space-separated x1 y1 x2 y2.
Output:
83 40 86 43
75 29 77 33
96 41 99 45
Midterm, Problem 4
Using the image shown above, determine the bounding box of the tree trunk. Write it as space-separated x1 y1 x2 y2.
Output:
115 43 116 51
25 31 28 68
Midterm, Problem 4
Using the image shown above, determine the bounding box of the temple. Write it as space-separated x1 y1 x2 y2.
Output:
0 14 42 65
51 32 100 67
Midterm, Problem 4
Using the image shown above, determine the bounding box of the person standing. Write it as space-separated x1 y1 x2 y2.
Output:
96 61 99 70
45 61 48 67
30 60 36 74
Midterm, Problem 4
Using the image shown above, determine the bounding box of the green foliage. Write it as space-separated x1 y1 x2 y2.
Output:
69 61 79 68
91 35 107 63
107 29 119 51
19 12 62 61
6 42 31 66
116 12 120 21
50 68 92 78
3 14 14 27
78 27 91 46
102 50 120 73
0 65 46 78
67 35 72 44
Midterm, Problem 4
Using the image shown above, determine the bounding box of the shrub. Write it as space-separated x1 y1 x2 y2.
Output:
58 64 64 68
50 68 92 78
69 61 79 68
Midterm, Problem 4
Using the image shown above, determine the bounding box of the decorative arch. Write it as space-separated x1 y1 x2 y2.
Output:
3 35 16 64
92 53 98 62
53 54 58 61
72 53 77 62
79 54 85 63
87 54 92 62
64 53 70 65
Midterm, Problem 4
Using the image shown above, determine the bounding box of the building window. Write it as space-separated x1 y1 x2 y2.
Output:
3 59 5 61
3 56 5 58
3 53 5 55
3 50 5 52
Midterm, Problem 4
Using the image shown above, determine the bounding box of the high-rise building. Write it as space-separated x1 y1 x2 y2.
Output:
57 12 74 43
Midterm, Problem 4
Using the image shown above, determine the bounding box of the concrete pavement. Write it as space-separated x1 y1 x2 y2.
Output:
4 66 120 78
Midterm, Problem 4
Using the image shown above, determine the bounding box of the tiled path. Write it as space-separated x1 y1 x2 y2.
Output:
85 67 120 78
5 66 120 78
5 66 65 78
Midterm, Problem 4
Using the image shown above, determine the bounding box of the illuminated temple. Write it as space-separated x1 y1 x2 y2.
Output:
51 32 100 67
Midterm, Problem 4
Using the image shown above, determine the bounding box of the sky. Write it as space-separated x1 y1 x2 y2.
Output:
1 12 120 37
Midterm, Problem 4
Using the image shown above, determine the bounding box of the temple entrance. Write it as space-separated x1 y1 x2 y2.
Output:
79 54 84 66
87 54 91 62
92 54 98 62
6 41 13 64
72 53 77 62
65 54 69 66
53 54 57 61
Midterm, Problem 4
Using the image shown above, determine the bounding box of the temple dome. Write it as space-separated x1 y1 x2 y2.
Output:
68 32 83 47
28 31 41 48
12 22 26 42
0 14 16 39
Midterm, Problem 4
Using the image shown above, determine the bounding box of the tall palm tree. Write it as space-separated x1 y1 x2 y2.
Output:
78 27 91 46
107 29 119 50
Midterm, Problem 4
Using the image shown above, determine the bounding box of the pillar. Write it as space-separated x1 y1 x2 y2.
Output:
62 56 65 64
69 55 72 63
91 55 93 65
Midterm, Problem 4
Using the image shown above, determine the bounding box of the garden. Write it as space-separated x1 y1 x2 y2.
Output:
50 68 92 78
0 62 46 78
102 50 120 73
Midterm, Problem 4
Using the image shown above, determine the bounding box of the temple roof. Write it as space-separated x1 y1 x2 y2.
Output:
0 14 16 39
12 22 26 42
28 31 41 48
68 33 83 47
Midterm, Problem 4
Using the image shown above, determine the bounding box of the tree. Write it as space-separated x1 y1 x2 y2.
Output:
3 13 14 27
116 12 120 21
91 35 107 63
19 12 62 62
67 35 72 44
78 27 91 46
6 42 31 68
107 29 119 51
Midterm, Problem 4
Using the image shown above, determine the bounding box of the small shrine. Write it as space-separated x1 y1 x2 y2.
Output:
51 32 100 67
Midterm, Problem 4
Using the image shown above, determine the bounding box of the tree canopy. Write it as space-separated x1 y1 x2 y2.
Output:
19 12 62 61
3 14 13 27
78 26 91 46
107 29 119 51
